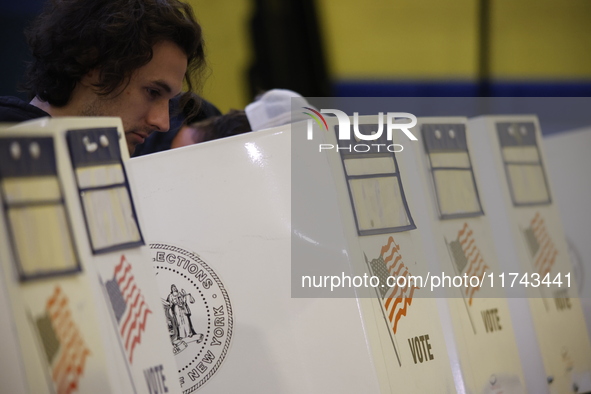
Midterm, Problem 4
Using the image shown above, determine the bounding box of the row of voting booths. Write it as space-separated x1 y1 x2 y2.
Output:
0 101 590 393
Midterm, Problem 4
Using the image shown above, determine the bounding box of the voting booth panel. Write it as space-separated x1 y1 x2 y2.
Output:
468 115 591 393
0 123 119 393
0 228 28 394
544 127 591 342
0 118 182 394
300 115 457 393
128 125 383 394
405 117 526 393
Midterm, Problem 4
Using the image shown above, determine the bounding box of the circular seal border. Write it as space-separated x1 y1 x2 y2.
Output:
150 243 233 393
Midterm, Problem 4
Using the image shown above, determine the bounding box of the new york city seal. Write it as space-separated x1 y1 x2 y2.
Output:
150 243 233 393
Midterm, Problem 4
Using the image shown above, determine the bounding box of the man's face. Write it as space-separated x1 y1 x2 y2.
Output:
81 41 188 155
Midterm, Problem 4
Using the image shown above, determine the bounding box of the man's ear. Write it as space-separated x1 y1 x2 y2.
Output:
79 68 101 88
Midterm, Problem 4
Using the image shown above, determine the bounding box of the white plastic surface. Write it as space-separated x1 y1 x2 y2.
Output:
544 127 591 350
129 126 382 393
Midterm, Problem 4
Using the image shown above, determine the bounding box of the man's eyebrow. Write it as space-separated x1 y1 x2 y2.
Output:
151 80 173 94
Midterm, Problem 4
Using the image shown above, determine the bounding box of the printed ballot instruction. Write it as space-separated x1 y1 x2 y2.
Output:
301 271 572 293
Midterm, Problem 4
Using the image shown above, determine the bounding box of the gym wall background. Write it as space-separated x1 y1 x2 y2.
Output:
1 0 590 114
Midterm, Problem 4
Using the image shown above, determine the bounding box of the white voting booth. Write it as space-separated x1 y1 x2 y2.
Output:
129 124 385 394
468 116 591 394
544 127 591 341
296 114 458 392
306 116 462 392
0 118 181 394
404 117 526 393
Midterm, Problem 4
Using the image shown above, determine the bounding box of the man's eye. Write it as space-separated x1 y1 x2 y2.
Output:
147 88 161 98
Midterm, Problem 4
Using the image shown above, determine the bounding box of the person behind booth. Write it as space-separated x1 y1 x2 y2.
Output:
165 89 311 150
170 109 252 149
0 0 206 156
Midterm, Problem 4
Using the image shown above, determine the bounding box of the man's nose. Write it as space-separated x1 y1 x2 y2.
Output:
147 101 170 132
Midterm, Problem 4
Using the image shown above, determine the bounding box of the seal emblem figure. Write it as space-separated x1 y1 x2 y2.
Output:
150 243 233 393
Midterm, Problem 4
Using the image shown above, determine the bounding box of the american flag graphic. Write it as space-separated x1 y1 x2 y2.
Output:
523 212 557 277
105 255 152 364
35 286 91 394
448 223 489 306
367 236 419 334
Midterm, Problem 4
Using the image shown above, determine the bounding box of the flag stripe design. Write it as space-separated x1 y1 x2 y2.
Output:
42 286 91 394
455 223 489 306
107 255 152 364
529 212 557 277
369 237 419 335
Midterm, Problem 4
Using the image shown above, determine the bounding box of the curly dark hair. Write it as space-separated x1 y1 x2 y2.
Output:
22 0 205 108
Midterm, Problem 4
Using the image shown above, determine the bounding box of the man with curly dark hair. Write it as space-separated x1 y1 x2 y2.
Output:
0 0 206 155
